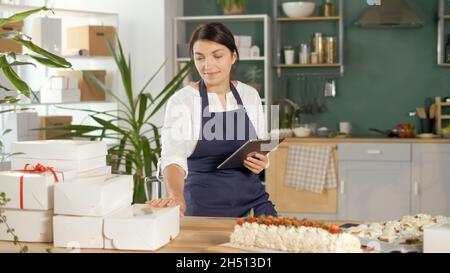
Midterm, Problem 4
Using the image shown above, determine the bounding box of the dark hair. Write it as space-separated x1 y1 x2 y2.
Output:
189 22 239 64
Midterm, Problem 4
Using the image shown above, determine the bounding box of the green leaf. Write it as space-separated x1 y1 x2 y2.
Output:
12 36 72 68
27 55 68 68
0 61 36 69
0 6 52 27
2 129 12 136
141 136 153 177
125 153 133 175
91 115 127 136
0 55 31 97
137 94 147 127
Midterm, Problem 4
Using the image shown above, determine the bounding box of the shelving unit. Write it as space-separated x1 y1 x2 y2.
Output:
173 14 273 129
0 3 120 145
273 0 345 77
437 0 450 66
435 96 450 133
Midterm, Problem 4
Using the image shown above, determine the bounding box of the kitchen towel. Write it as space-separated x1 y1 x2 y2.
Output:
284 145 337 193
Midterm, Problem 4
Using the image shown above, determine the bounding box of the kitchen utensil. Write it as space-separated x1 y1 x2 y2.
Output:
429 104 436 119
324 79 336 97
316 127 330 137
425 97 433 113
369 128 400 138
282 2 316 18
416 107 427 119
396 123 416 138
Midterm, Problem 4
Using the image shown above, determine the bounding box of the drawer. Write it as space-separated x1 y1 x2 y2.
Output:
338 143 411 161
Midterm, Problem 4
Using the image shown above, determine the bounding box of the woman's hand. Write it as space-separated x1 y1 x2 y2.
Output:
146 195 186 216
244 153 268 175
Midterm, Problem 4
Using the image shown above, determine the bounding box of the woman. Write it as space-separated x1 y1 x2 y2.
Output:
146 22 277 217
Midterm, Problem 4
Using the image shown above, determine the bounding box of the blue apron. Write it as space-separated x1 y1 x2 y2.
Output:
184 80 277 217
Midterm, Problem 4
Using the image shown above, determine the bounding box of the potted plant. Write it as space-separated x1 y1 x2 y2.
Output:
218 0 246 15
40 34 192 204
284 45 295 65
245 65 262 92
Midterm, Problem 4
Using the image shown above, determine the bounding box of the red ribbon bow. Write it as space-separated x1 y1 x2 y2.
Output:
17 163 64 210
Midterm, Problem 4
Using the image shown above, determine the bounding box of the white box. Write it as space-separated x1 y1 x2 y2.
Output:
54 174 134 217
0 209 53 243
40 88 80 103
53 215 104 249
78 166 111 178
11 140 107 160
11 156 106 173
234 35 252 48
239 47 251 58
44 76 78 90
424 222 450 253
29 17 62 55
2 112 39 153
104 205 179 251
0 169 76 210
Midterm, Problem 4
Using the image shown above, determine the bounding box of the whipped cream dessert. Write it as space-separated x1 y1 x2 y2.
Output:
230 216 362 253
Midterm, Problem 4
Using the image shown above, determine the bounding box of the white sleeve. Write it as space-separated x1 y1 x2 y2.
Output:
160 94 191 178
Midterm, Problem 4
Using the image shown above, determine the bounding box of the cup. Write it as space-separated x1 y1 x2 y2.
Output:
339 122 352 135
144 177 162 201
284 50 295 65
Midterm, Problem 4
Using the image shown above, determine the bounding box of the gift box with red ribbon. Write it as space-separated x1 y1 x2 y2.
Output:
0 163 76 210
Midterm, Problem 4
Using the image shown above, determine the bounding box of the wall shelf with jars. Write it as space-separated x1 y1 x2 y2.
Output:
273 0 344 77
438 0 450 66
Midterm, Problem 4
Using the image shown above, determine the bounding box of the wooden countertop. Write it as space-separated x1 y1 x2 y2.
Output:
0 217 353 253
282 137 450 144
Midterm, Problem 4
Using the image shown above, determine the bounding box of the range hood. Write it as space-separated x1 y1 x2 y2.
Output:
355 0 423 28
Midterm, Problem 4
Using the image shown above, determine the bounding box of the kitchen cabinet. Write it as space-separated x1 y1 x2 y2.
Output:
338 143 411 222
412 144 450 216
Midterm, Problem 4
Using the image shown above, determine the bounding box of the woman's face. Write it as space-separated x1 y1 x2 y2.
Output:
192 39 237 87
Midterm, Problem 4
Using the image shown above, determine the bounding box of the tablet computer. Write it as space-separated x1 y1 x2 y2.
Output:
217 138 285 170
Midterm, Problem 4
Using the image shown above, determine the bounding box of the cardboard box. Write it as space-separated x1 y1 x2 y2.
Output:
104 205 180 251
0 21 24 53
54 174 133 217
53 214 104 249
0 169 76 210
40 88 80 103
12 140 107 160
30 17 62 55
424 222 450 253
11 156 106 173
67 25 115 56
37 116 72 140
0 209 53 243
57 70 106 101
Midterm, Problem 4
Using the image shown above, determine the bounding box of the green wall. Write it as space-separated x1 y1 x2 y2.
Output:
184 0 450 136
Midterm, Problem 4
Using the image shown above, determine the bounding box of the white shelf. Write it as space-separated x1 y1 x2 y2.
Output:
0 3 118 18
176 57 266 62
12 101 118 107
175 14 270 22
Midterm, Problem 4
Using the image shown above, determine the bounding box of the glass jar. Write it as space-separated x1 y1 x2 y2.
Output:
312 33 324 64
325 36 337 64
310 52 319 64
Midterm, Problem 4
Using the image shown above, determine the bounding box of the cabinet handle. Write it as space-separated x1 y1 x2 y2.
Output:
340 180 345 194
414 181 419 196
367 150 382 155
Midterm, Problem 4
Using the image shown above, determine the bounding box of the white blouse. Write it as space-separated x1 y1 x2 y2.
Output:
160 81 268 177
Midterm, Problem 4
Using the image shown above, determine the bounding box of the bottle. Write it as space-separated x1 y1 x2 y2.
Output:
325 36 337 64
322 0 335 17
446 34 450 63
312 33 324 63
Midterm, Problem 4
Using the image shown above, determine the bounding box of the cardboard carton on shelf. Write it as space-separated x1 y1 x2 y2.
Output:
56 70 107 101
38 115 72 140
67 25 116 57
0 21 24 53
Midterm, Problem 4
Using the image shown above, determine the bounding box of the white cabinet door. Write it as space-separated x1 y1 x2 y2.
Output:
338 161 411 222
412 144 450 217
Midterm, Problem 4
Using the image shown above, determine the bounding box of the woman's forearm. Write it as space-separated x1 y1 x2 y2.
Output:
163 164 186 199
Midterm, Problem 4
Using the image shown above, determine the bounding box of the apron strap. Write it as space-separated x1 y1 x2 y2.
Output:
199 80 244 114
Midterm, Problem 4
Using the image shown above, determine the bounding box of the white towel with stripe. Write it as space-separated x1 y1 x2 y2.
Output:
284 146 337 194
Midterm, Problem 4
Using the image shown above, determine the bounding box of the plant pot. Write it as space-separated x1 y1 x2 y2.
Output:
284 50 295 65
223 3 246 15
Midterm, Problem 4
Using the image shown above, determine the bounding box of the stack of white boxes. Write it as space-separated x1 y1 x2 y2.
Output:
40 76 80 103
0 140 81 242
2 140 180 251
234 35 252 58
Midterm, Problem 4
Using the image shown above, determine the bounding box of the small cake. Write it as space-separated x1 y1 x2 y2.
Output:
229 216 362 253
346 214 450 245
